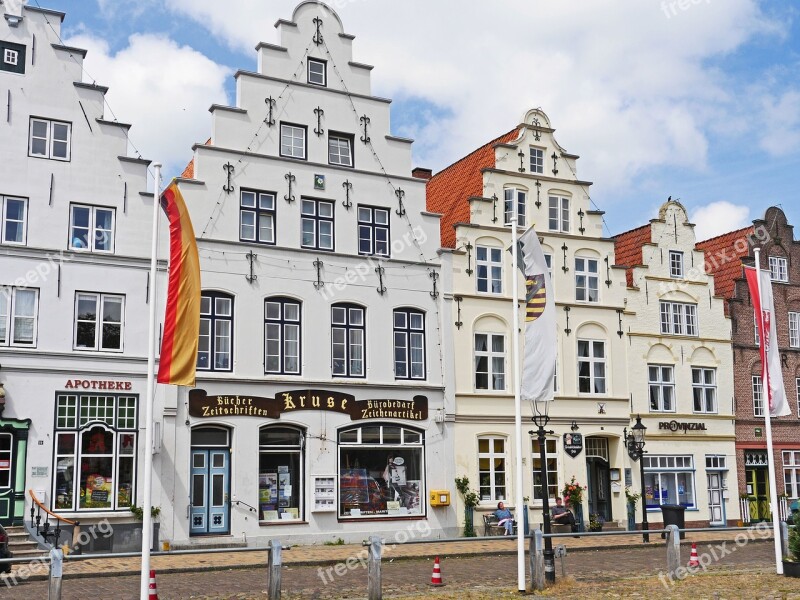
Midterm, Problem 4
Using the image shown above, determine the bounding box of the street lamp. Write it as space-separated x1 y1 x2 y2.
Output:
624 415 649 543
530 399 556 583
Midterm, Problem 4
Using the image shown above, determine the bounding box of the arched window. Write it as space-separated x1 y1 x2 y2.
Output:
265 297 301 375
198 291 233 371
258 426 304 522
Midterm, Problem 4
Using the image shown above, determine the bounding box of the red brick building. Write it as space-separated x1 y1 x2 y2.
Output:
697 206 800 522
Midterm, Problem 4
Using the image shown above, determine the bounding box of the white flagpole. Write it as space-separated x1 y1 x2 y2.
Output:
140 163 161 598
754 247 784 575
511 196 525 591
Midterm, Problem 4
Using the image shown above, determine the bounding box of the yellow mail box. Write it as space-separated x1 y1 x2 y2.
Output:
429 490 450 506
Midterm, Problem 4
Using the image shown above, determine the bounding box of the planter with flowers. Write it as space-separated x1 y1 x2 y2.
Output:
589 513 606 532
561 476 586 532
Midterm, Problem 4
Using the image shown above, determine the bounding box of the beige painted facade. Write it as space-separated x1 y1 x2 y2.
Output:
442 109 631 530
622 200 739 526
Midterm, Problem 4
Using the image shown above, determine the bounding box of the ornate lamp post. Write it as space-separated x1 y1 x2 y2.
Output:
530 399 556 583
624 415 649 543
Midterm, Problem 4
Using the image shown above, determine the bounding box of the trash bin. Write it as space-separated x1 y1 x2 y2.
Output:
659 504 686 539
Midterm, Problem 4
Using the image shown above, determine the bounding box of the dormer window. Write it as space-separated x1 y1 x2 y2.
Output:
0 41 25 74
308 59 326 86
4 49 18 66
769 256 788 283
669 251 684 278
530 147 544 174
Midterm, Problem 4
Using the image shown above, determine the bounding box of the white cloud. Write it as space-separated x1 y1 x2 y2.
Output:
64 32 230 177
758 89 800 156
692 201 751 241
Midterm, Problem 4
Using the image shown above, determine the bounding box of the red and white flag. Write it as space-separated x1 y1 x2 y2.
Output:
745 266 791 417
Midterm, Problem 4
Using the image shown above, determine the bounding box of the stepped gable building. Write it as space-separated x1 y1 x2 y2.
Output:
697 206 800 523
429 108 631 530
614 200 738 527
0 1 173 552
170 1 453 545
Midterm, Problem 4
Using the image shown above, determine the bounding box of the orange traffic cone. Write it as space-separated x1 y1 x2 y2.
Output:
148 569 159 600
687 542 700 567
430 556 444 586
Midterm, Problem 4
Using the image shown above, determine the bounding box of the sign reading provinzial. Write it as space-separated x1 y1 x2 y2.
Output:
188 389 428 421
563 433 583 458
658 420 707 433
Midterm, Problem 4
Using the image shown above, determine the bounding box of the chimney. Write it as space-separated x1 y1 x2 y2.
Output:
412 167 432 181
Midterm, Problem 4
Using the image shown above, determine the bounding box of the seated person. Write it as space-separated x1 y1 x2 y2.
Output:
494 501 514 535
551 497 577 531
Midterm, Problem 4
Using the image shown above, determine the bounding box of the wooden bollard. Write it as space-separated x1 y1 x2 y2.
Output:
529 529 545 591
367 535 382 600
665 525 680 578
268 539 282 600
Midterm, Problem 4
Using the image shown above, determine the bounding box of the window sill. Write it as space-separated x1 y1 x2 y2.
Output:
259 520 307 526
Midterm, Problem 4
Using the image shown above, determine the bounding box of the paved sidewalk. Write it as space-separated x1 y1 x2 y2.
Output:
0 528 775 583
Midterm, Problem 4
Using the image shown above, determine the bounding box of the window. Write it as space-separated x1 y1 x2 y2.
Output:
755 310 761 346
29 118 71 160
692 367 717 413
797 378 800 418
328 133 353 167
769 256 788 282
53 394 137 511
265 297 301 375
705 455 727 470
648 365 675 412
790 313 800 348
530 147 544 174
669 251 684 278
548 196 569 232
753 375 764 417
531 438 558 502
69 205 114 252
659 301 698 336
1 196 27 244
0 41 25 74
0 433 11 488
74 293 124 352
394 309 425 380
338 425 424 518
643 455 696 509
784 451 800 499
575 257 599 302
0 287 38 346
504 189 526 227
332 304 365 377
478 436 506 502
578 340 606 394
259 426 305 521
197 292 233 372
301 198 334 250
476 246 503 294
474 333 505 390
240 190 275 244
357 206 389 256
308 58 326 86
280 123 307 159
3 49 17 66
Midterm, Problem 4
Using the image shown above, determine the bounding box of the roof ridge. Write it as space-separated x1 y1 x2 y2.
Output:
612 222 651 239
431 128 518 179
696 224 754 246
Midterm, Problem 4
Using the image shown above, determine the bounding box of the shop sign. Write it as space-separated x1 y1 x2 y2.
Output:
563 433 583 458
658 420 707 433
64 379 133 390
30 466 49 477
188 388 428 421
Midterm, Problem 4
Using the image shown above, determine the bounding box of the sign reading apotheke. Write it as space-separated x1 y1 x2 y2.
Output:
658 420 707 433
188 388 428 421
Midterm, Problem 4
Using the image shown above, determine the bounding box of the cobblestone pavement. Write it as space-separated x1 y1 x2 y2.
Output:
3 536 785 599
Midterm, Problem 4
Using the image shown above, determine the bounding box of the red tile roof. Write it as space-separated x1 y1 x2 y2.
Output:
613 224 652 287
696 226 754 302
179 138 212 180
426 129 519 248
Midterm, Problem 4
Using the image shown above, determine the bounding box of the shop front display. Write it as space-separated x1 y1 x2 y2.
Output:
259 426 304 522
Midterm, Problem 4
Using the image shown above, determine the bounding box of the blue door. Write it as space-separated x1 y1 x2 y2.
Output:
190 449 230 535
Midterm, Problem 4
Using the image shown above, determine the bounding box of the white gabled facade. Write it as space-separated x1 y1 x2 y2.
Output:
166 1 455 546
0 2 172 550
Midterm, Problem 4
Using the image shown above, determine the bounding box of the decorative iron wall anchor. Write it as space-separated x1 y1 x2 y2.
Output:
313 258 324 289
617 309 624 338
564 306 572 335
561 243 569 272
312 17 323 45
551 152 559 176
395 187 406 216
342 179 353 209
223 162 235 194
491 194 498 223
578 208 585 234
245 251 258 284
465 242 474 276
264 96 276 127
605 256 612 287
313 107 325 136
284 172 296 202
534 179 542 208
360 115 371 144
518 150 526 172
429 271 440 299
454 295 463 329
531 116 542 141
376 265 386 295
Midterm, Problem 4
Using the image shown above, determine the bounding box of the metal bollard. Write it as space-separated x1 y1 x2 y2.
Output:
367 535 382 600
267 540 282 600
665 525 680 578
529 529 545 591
781 522 790 559
48 548 63 600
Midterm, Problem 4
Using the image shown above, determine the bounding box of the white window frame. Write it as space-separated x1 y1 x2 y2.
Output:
393 308 426 380
648 364 675 412
753 375 764 417
331 304 366 378
264 297 301 375
476 245 503 294
531 437 558 503
1 196 27 245
4 48 18 66
755 310 761 346
548 196 570 233
28 118 71 161
790 312 800 349
530 146 544 174
692 367 717 414
69 204 115 253
504 188 526 227
643 455 696 509
669 251 684 279
239 190 275 244
308 58 326 86
328 134 353 167
478 436 507 503
73 293 125 352
769 256 788 283
357 205 389 257
659 301 698 336
280 123 307 160
796 378 800 419
783 451 800 499
577 339 606 395
474 332 505 391
0 287 39 347
575 256 599 302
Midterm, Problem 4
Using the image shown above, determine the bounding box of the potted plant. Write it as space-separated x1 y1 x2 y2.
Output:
455 476 479 537
625 487 641 531
588 513 605 532
784 510 800 577
561 476 586 531
131 505 161 552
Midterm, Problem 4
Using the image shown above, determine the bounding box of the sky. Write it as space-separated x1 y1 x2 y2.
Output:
26 0 800 241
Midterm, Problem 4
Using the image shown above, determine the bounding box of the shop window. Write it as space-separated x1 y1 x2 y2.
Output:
0 433 12 488
53 394 137 512
643 455 695 509
259 426 304 522
198 291 233 372
338 425 424 519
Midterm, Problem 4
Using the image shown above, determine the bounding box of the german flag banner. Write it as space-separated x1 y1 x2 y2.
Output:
157 181 201 386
